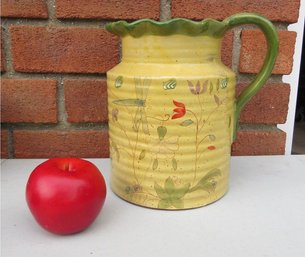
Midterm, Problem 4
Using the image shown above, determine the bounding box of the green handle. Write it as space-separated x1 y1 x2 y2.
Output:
222 13 279 140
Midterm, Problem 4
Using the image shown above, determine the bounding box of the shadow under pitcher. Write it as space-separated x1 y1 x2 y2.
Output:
105 13 279 210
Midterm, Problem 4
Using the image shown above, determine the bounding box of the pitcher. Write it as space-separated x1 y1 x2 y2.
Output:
105 13 278 209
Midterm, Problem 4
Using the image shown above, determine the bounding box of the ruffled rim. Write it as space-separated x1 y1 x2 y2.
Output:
105 18 228 38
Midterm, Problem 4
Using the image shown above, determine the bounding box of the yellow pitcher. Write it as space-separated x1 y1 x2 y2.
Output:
106 13 278 209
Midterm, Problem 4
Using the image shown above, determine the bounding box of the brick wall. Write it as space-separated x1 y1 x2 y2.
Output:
0 0 300 158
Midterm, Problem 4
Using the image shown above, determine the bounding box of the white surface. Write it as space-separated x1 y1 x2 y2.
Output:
1 156 305 257
279 0 305 154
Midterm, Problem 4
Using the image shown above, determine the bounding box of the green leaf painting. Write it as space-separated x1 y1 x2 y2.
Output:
209 81 214 94
157 126 167 140
189 168 221 193
112 99 145 106
214 94 220 106
180 119 194 126
139 149 146 160
154 177 190 209
172 158 178 171
152 158 159 170
115 76 123 88
220 77 228 89
163 79 177 90
209 134 216 141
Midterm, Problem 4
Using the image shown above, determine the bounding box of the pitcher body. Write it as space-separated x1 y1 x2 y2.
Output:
106 15 278 209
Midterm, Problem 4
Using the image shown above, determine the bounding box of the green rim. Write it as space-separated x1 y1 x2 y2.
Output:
105 18 228 38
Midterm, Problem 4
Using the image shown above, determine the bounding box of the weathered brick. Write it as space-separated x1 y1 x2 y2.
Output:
1 129 9 158
1 79 57 123
64 79 108 123
240 30 297 75
13 130 109 158
56 0 160 20
237 83 290 124
1 27 5 72
1 50 4 72
0 0 48 18
10 26 119 73
232 129 286 155
172 0 300 22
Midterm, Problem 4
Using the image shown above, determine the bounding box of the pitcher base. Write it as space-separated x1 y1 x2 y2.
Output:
111 185 228 210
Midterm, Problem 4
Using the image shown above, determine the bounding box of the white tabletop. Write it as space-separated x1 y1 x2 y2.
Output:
1 156 305 257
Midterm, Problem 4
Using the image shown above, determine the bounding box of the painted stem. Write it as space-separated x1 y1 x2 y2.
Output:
186 109 200 184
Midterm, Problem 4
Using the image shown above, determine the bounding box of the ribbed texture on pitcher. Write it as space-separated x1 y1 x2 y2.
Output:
107 53 235 209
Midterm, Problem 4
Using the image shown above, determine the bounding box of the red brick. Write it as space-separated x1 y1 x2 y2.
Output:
10 26 119 74
56 0 160 20
172 0 300 22
237 83 290 124
1 0 48 18
64 79 108 123
13 130 109 158
240 30 297 75
221 31 233 68
1 79 57 123
1 129 9 158
232 129 286 155
1 27 5 72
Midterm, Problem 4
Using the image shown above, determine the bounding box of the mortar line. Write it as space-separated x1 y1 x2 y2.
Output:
57 76 69 127
1 72 107 80
1 13 289 29
160 0 172 21
272 22 289 30
235 23 288 31
7 127 14 158
239 124 279 131
46 0 56 22
1 17 108 28
1 23 15 76
232 27 242 77
1 123 108 130
238 74 283 84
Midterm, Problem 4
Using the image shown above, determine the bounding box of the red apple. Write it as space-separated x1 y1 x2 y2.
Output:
26 158 107 235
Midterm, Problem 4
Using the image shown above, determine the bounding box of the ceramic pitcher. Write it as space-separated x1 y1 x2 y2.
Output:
105 13 278 209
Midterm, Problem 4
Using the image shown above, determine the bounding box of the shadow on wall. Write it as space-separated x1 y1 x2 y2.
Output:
292 22 305 154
